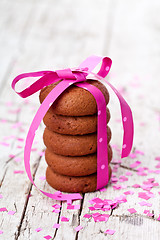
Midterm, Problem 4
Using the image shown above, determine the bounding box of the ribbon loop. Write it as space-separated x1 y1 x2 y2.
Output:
78 55 112 78
12 71 58 98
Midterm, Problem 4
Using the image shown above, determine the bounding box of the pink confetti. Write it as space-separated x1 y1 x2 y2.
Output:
3 135 15 140
124 191 134 195
6 101 12 106
105 229 115 235
135 150 144 155
157 215 160 221
102 213 110 219
61 216 69 222
111 177 118 183
13 170 24 174
155 156 160 161
93 213 109 222
52 204 61 209
16 145 23 149
52 209 60 213
119 175 128 182
67 205 80 210
83 214 92 218
125 171 133 176
44 235 52 239
129 153 137 159
115 195 127 204
9 154 16 158
75 225 83 232
0 207 7 212
35 227 42 232
91 197 104 204
92 212 101 218
138 192 151 200
155 163 160 168
74 205 80 209
130 161 141 168
0 194 3 199
11 122 22 129
137 171 147 176
0 142 9 147
113 184 122 190
147 212 154 217
88 206 95 211
144 210 149 214
102 205 111 211
38 151 45 156
140 122 146 126
31 148 37 152
8 211 16 215
94 215 106 222
93 202 103 208
0 230 3 234
67 205 74 210
139 201 152 207
39 176 46 180
53 223 60 229
128 208 137 214
132 184 140 188
0 119 7 123
17 138 24 142
14 157 22 162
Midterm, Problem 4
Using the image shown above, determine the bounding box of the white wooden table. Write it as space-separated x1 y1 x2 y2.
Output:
0 0 160 239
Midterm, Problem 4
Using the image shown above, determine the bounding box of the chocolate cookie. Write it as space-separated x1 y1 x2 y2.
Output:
39 80 110 116
45 145 112 176
43 107 111 135
43 127 112 156
46 166 112 193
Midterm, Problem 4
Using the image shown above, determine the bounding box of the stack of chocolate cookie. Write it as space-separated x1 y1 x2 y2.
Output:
39 80 112 193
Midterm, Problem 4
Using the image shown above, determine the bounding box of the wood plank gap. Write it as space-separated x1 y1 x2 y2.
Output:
52 201 62 240
119 164 137 172
0 167 8 187
14 155 42 240
75 193 85 240
111 212 159 222
110 208 114 216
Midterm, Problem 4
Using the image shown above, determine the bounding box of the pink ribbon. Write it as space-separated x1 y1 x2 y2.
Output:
12 55 134 201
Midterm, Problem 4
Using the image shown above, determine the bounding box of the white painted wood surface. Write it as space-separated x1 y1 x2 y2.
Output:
0 0 160 239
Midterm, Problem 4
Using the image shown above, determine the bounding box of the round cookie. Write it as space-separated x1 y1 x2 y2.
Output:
43 107 111 135
46 166 112 193
43 126 112 156
45 145 112 176
39 80 110 116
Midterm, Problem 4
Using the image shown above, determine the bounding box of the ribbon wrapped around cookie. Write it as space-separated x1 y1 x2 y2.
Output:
12 55 134 201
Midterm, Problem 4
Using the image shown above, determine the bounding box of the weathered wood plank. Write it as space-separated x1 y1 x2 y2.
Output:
0 0 160 239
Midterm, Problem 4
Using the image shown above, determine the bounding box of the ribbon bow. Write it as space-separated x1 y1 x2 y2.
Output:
12 55 134 201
